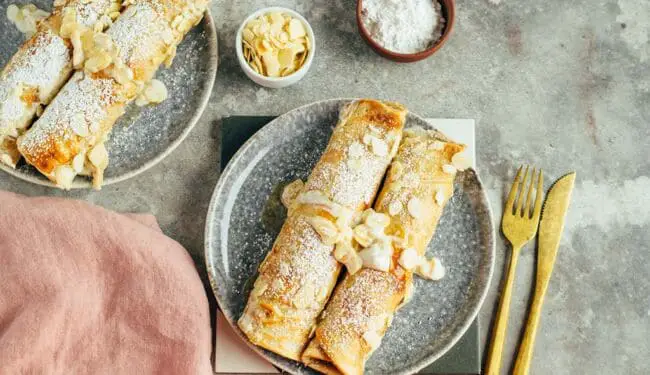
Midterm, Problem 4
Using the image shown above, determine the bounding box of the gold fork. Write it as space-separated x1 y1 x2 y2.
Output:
485 165 544 375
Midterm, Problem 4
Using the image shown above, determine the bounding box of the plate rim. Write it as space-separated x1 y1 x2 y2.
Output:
204 98 495 375
0 9 218 189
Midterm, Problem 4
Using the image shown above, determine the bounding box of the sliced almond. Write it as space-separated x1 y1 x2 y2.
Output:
269 12 284 25
291 41 305 54
277 47 295 67
54 165 76 189
143 79 168 104
84 53 111 73
72 153 85 173
69 113 88 137
270 20 283 36
281 179 304 209
307 216 339 245
262 51 280 77
60 7 77 31
258 20 270 35
416 257 446 280
88 143 108 169
398 248 420 271
135 96 149 107
71 29 84 68
246 19 262 32
344 253 363 275
358 243 391 272
407 197 423 219
242 28 255 42
353 224 373 247
371 136 388 157
280 66 295 77
288 18 306 39
6 5 19 23
364 210 390 231
388 200 403 216
348 141 365 159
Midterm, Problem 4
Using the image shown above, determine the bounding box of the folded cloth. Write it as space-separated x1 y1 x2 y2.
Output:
0 191 212 375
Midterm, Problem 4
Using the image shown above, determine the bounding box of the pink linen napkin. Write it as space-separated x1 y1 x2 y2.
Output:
0 191 212 375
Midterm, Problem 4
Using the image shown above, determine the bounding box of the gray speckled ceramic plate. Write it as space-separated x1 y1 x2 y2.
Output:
0 0 218 188
205 99 495 375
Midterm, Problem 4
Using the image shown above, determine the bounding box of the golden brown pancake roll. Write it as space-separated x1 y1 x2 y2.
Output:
238 100 407 361
0 0 121 167
302 127 466 375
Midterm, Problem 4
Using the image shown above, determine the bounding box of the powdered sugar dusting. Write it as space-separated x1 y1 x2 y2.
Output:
19 72 116 160
239 101 406 358
309 131 461 366
264 216 337 299
318 270 401 356
305 102 404 208
108 2 169 66
68 0 115 27
0 29 70 127
104 28 205 164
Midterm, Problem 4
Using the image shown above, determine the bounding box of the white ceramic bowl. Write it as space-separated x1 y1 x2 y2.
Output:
235 7 315 89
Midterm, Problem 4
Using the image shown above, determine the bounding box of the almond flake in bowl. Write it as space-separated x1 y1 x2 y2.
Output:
236 7 315 88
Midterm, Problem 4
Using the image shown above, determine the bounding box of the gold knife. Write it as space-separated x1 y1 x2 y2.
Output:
513 172 576 375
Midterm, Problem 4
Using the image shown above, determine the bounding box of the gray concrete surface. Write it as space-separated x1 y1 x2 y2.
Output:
1 0 649 373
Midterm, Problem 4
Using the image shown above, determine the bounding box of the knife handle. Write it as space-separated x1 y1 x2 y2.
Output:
513 277 551 375
485 245 521 375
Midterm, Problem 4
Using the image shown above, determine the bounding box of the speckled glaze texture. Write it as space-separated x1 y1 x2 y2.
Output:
205 99 495 374
0 0 218 188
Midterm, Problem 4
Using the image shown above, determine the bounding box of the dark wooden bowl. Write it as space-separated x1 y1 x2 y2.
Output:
356 0 455 63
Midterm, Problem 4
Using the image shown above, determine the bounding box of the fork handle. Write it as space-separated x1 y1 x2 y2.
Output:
513 277 551 375
485 245 521 375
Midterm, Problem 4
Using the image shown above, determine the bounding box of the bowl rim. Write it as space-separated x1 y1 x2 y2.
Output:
235 6 316 82
356 0 456 60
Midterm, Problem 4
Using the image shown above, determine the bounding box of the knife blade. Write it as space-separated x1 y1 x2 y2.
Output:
512 172 576 375
537 172 576 275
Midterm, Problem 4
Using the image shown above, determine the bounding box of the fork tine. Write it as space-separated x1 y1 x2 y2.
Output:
505 165 523 215
523 167 537 218
532 169 544 221
515 165 530 216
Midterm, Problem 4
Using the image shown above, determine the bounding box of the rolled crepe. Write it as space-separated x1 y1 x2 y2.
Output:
16 0 208 189
302 128 465 375
238 100 406 361
0 0 121 167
